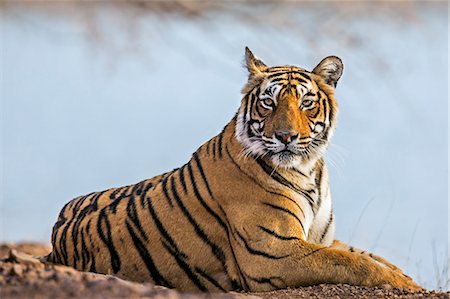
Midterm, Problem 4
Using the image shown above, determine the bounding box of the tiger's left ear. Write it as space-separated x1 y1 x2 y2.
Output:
244 47 268 79
312 56 343 87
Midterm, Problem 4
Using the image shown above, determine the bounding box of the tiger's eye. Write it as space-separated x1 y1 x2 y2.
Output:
262 98 274 108
302 99 313 107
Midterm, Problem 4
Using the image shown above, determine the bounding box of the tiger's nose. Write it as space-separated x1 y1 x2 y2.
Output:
275 130 298 144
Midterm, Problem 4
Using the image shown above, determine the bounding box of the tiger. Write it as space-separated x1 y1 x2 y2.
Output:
47 47 421 292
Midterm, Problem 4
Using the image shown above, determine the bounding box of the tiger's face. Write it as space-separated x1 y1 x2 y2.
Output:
236 48 343 169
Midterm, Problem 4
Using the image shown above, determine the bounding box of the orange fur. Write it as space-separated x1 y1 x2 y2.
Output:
48 48 421 292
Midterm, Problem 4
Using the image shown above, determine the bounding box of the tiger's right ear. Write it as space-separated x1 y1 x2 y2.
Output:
312 56 343 88
244 47 268 79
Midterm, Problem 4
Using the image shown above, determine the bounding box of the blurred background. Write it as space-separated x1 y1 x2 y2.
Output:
1 0 448 291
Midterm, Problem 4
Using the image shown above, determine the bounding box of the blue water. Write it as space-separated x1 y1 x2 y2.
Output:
1 3 448 290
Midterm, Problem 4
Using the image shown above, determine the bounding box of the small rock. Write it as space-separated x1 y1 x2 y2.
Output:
7 250 42 266
25 271 38 281
10 264 23 276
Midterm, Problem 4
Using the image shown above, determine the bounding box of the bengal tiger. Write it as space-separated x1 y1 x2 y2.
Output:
47 48 421 292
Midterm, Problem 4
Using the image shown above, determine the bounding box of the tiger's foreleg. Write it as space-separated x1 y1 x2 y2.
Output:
232 236 422 292
330 239 402 273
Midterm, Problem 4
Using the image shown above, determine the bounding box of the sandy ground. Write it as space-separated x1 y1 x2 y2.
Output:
1 243 448 299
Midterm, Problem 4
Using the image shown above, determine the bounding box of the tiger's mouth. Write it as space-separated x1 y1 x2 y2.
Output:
265 141 317 164
269 148 296 159
267 144 306 156
277 150 295 159
277 149 296 156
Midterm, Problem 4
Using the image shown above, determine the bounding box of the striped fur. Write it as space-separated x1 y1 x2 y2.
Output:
48 48 421 292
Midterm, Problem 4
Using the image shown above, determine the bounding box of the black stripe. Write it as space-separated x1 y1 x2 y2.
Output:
255 157 316 209
212 139 217 160
126 196 148 241
86 220 97 273
248 87 260 122
317 85 334 128
195 267 227 292
73 193 101 268
80 228 89 271
109 187 122 200
59 195 88 265
248 93 256 116
225 145 306 234
257 225 299 241
319 211 334 243
293 168 308 178
242 93 250 124
315 162 324 209
268 71 311 80
299 72 311 80
227 242 247 291
139 180 154 208
267 66 291 72
255 103 266 118
291 77 307 84
178 164 188 194
217 128 225 159
145 195 186 258
247 121 256 138
108 186 131 214
161 241 207 291
301 247 326 259
51 201 70 263
115 185 132 200
269 77 288 83
133 180 145 196
243 272 285 289
235 229 289 260
267 72 288 79
328 96 334 127
186 161 228 232
64 196 87 263
321 96 328 126
192 152 214 197
310 106 321 118
206 139 211 155
262 202 305 236
97 208 121 273
161 175 174 207
170 176 228 271
125 220 172 287
71 191 105 267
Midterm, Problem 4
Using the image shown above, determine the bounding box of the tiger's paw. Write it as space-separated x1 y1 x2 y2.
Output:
359 254 423 291
377 264 423 291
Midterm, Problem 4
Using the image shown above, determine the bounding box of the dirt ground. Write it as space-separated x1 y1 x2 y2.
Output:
1 243 448 299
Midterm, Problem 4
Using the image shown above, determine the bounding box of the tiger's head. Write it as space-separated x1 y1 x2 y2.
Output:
235 47 343 169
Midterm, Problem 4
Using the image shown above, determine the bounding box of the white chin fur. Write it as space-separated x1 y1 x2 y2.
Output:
270 153 301 169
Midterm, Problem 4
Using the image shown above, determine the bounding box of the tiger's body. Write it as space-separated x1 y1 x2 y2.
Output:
48 48 421 292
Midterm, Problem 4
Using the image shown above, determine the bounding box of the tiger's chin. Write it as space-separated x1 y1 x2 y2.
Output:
269 151 303 169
